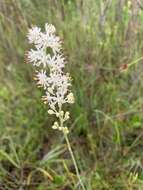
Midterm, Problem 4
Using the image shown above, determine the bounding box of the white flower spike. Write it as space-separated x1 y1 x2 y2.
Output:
27 23 74 134
27 23 86 190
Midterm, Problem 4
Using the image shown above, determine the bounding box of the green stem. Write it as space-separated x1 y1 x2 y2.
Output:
63 132 86 190
58 104 86 189
128 56 143 67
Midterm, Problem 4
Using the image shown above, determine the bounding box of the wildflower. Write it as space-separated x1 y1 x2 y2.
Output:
38 33 61 53
27 23 74 132
34 70 48 89
27 26 41 44
67 92 74 104
27 23 86 190
27 49 49 67
47 54 65 71
45 23 56 34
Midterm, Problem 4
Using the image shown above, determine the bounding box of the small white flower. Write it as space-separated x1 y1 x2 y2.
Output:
48 72 70 90
27 49 49 67
35 70 48 89
42 92 53 104
47 55 56 67
56 54 65 68
48 54 65 71
67 93 74 104
27 26 41 44
45 23 56 34
33 33 61 53
41 34 61 53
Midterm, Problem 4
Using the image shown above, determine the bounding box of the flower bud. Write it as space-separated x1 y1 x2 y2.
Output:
52 121 59 129
56 112 60 117
58 127 63 131
60 111 64 117
64 111 70 121
48 109 55 115
63 127 69 134
67 93 74 104
52 125 58 129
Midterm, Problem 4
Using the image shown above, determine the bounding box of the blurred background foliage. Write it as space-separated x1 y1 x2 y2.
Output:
0 0 143 189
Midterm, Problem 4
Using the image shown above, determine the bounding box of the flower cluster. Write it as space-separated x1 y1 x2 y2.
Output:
27 23 74 134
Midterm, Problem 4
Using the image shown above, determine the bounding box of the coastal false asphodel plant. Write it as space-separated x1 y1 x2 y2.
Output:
26 23 86 190
27 23 74 134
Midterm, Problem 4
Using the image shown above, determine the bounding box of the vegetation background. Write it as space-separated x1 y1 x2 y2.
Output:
0 0 143 189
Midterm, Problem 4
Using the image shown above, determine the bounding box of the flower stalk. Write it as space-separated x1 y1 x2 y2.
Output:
63 131 86 190
58 104 86 189
26 23 86 189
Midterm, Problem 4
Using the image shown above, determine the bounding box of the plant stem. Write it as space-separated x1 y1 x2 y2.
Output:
63 131 86 190
58 104 85 189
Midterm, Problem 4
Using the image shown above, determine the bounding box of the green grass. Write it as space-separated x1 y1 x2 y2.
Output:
1 0 143 189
